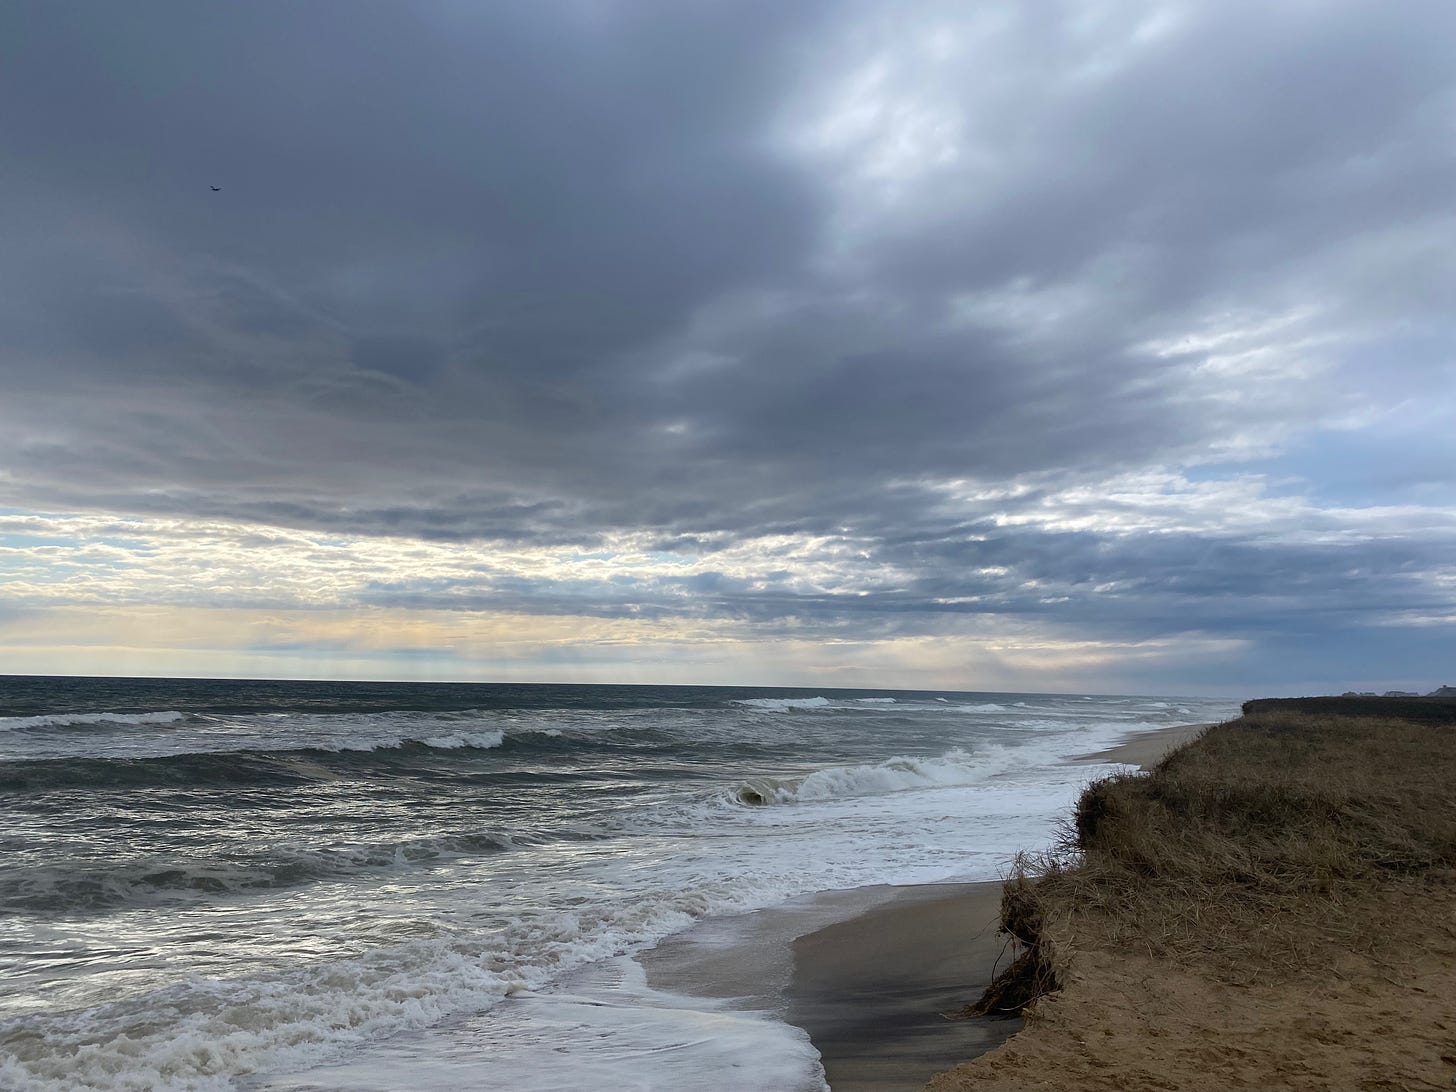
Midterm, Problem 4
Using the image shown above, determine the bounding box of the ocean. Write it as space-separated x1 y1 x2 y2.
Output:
0 677 1237 1091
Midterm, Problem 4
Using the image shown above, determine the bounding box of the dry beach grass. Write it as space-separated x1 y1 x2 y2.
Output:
931 700 1456 1090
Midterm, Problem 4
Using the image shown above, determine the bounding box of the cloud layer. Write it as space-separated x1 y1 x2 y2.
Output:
2 0 1454 692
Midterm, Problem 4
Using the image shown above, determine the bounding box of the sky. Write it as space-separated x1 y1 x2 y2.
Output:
1 0 1454 697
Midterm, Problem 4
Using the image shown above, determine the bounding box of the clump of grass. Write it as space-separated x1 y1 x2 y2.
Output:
963 707 1456 1014
963 862 1061 1015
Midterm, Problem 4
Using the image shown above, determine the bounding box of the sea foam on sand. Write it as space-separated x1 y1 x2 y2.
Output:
261 957 827 1092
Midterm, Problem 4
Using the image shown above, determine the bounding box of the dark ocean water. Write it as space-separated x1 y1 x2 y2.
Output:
0 676 1237 1091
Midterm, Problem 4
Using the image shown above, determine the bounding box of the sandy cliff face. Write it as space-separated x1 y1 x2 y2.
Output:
929 878 1456 1091
931 705 1456 1091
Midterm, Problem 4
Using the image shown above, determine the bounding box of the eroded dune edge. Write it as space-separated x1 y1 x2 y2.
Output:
931 697 1456 1091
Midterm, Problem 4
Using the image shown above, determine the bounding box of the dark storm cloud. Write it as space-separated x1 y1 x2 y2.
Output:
3 0 1456 679
0 0 828 519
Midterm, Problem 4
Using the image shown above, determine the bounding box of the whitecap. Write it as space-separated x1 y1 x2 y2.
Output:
732 697 831 712
732 748 1011 806
417 731 507 750
0 710 187 732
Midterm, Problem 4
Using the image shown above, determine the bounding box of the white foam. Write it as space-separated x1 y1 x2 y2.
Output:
733 748 1013 806
0 893 745 1091
732 697 830 711
261 957 827 1092
309 726 507 753
0 710 187 731
854 697 896 704
413 731 505 751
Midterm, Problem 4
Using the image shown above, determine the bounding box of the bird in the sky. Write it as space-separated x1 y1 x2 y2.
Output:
210 186 221 192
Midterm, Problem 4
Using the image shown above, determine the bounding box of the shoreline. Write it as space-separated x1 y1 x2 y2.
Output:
639 881 1016 1091
788 882 1016 1092
1072 719 1214 769
640 720 1213 1089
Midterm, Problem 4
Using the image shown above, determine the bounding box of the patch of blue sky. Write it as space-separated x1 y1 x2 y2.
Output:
0 531 83 550
1251 432 1456 508
0 529 152 555
0 552 129 577
1167 452 1289 483
1207 623 1456 693
93 534 153 551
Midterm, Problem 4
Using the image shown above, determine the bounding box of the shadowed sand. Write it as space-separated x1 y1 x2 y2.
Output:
787 883 1019 1092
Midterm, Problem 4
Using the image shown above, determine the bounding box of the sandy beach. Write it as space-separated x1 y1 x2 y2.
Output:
1071 720 1212 769
641 721 1212 1089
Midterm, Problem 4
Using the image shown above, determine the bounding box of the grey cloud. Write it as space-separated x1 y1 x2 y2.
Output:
6 0 1449 516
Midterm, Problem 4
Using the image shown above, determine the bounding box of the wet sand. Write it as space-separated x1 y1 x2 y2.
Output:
1074 720 1213 769
788 722 1215 1089
639 881 1017 1091
787 883 1018 1092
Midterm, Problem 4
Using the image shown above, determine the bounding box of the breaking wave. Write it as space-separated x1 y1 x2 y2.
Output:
0 710 188 732
731 696 831 712
732 748 1005 806
0 876 798 1092
0 831 515 913
0 732 507 792
413 731 507 751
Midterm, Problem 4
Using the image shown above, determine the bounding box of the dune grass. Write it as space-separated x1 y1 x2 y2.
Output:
964 703 1456 1015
